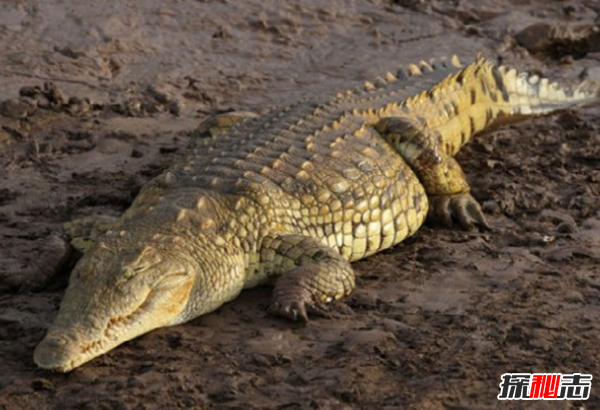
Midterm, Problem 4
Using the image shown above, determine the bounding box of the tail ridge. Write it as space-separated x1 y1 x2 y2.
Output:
497 64 600 116
394 56 599 155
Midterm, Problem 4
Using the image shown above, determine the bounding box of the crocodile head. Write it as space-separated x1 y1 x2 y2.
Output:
34 219 244 372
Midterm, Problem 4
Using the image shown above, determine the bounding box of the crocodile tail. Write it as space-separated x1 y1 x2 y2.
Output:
497 64 600 116
396 56 599 156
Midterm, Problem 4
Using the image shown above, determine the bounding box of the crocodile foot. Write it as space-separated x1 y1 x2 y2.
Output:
268 298 330 323
268 267 331 323
428 193 490 230
63 215 119 253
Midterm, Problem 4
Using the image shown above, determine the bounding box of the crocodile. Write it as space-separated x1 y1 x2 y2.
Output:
34 55 599 372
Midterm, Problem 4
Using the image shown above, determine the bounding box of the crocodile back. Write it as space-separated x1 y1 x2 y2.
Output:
141 61 464 261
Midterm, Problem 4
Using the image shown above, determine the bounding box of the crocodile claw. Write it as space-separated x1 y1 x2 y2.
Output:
269 299 310 323
428 193 490 230
268 288 331 323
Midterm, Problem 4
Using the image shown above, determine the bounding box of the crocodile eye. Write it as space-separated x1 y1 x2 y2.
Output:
122 264 148 278
119 268 136 282
118 264 149 282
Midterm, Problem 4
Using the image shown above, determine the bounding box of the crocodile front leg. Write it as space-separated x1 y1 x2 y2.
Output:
376 117 489 230
260 234 355 323
63 215 119 253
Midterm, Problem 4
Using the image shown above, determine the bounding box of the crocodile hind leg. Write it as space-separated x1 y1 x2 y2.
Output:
375 117 489 230
260 234 355 322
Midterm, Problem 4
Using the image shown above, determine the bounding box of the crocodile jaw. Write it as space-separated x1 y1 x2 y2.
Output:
34 254 197 372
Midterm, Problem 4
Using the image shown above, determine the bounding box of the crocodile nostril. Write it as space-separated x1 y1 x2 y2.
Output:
33 334 78 371
44 336 68 347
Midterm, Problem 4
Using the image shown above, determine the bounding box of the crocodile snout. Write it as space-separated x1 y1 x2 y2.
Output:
34 334 79 372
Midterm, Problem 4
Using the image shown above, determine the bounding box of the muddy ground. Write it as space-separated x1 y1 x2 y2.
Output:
1 1 599 409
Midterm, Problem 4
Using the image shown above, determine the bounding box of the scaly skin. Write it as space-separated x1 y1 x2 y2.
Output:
34 56 599 372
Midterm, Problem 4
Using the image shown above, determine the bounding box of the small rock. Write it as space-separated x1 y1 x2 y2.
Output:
53 45 86 59
516 22 600 59
31 378 54 392
580 65 600 83
23 234 73 291
43 82 68 106
67 96 93 116
131 148 144 158
159 146 178 154
168 99 183 116
563 290 584 303
19 85 42 98
147 84 171 105
515 23 554 54
127 376 145 388
96 138 130 155
0 98 37 119
0 128 10 144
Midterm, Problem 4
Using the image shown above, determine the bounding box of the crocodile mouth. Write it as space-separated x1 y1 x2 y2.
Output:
34 273 194 372
34 295 150 372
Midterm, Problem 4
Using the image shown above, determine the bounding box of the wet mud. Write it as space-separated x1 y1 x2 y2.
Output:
1 1 599 409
